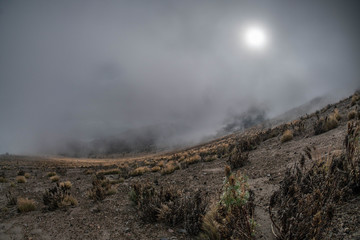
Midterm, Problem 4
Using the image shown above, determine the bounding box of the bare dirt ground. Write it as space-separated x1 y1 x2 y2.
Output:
0 94 357 240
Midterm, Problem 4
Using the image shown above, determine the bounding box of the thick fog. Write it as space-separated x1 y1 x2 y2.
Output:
0 0 359 155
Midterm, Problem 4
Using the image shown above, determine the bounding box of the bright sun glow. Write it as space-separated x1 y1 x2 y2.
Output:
243 26 267 50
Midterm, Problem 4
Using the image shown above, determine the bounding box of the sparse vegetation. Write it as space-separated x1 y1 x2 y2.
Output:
227 147 249 170
47 172 57 177
200 167 255 239
348 109 357 120
0 176 7 183
43 183 78 210
314 112 339 135
151 166 161 172
24 173 31 178
16 176 26 183
270 120 360 239
59 181 72 189
281 129 293 143
130 166 149 176
161 161 179 175
88 175 116 201
17 198 36 212
351 92 360 106
50 175 60 182
6 191 16 206
130 181 209 236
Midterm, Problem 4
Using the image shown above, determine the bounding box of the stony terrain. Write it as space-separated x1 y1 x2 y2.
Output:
0 92 359 240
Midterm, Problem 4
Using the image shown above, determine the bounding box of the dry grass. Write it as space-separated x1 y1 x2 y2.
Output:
324 114 339 130
351 93 360 106
333 108 341 121
161 161 179 175
96 168 121 175
314 113 339 135
185 154 201 165
204 155 217 162
16 176 26 183
17 198 36 212
24 173 31 179
348 110 357 120
281 129 294 143
151 166 161 172
130 166 149 176
50 175 60 182
84 169 95 175
61 195 78 207
59 181 72 189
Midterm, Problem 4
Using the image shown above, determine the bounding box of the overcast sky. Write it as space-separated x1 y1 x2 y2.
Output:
0 0 359 154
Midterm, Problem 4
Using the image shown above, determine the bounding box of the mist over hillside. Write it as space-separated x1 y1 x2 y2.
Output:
0 1 359 155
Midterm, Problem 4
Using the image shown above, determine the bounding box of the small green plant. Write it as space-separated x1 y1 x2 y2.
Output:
17 198 36 212
200 166 255 239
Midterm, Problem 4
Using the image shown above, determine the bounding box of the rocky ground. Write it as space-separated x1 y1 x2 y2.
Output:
0 93 359 240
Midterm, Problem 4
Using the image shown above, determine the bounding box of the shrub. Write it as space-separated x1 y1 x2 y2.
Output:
270 121 360 239
0 176 7 183
185 154 201 165
130 167 149 176
161 161 179 175
6 191 16 206
59 181 72 190
204 155 217 162
61 195 78 207
84 169 95 175
43 183 77 210
151 166 161 172
130 182 209 235
88 176 115 201
50 175 60 182
16 176 26 183
351 93 360 106
227 147 249 170
333 108 341 121
200 167 255 239
17 198 36 212
314 114 338 135
24 173 31 179
47 172 56 177
281 130 293 143
348 110 357 120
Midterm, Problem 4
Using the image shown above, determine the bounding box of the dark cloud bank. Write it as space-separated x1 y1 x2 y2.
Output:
0 0 359 156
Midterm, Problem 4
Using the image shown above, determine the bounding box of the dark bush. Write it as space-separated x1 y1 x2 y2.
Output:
130 182 209 236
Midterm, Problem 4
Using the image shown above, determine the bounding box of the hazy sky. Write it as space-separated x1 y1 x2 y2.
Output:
0 0 359 153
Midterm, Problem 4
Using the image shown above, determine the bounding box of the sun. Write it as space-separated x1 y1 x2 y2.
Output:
242 26 268 50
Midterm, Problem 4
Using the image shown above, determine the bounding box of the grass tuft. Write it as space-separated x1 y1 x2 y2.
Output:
17 198 36 212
